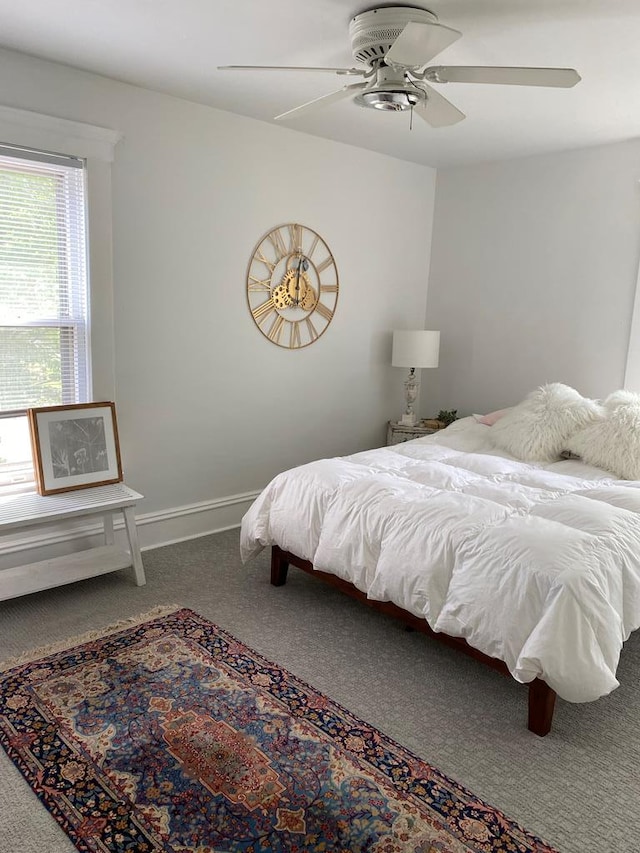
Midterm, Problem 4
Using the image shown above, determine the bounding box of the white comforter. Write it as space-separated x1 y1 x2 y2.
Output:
240 417 640 702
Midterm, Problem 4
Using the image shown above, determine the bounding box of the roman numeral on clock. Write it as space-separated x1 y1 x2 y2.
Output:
315 256 333 274
251 298 275 326
255 250 275 273
248 276 271 292
305 317 318 340
267 229 288 259
288 224 301 253
267 315 285 344
315 302 334 321
307 234 320 258
290 322 301 349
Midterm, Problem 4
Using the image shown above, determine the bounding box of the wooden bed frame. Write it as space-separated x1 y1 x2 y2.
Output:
270 545 557 736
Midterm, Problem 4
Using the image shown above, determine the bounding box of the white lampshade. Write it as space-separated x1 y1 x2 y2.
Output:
392 330 440 369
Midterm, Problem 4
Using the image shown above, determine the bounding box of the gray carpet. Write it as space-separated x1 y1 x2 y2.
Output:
0 528 637 853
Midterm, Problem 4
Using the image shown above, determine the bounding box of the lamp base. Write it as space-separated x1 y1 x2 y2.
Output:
400 413 418 426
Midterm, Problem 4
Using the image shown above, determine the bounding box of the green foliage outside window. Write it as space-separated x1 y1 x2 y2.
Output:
0 167 68 410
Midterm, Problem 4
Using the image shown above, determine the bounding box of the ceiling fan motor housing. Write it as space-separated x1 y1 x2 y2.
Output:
349 5 438 65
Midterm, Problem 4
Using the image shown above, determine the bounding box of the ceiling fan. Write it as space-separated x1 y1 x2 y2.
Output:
219 5 581 128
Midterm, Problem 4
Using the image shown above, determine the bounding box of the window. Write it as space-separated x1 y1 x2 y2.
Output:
0 146 90 490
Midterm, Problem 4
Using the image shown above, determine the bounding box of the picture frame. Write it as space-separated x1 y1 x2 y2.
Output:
28 402 123 496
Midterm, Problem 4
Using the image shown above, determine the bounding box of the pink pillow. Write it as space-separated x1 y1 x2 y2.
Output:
475 408 511 426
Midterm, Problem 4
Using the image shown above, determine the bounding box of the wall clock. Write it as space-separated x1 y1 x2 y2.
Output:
246 223 339 349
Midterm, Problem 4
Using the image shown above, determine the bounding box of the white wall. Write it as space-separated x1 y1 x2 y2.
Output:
0 47 436 557
425 140 640 417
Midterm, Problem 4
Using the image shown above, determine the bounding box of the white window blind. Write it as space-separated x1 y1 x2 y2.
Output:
0 145 90 490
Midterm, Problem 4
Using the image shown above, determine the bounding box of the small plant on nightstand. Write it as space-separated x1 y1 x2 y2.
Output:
437 409 458 427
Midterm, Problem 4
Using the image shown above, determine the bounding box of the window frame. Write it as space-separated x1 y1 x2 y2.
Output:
0 105 121 494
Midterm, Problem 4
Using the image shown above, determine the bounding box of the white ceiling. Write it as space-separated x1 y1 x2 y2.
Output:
1 0 639 167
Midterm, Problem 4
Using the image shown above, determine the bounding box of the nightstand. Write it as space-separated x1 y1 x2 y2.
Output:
386 421 441 446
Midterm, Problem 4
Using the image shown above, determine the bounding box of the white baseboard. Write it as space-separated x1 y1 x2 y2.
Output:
0 490 261 571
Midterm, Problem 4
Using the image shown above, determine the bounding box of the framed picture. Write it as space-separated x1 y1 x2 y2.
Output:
28 402 123 496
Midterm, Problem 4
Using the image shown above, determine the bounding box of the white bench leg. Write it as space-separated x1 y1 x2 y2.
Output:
103 512 115 545
123 506 146 586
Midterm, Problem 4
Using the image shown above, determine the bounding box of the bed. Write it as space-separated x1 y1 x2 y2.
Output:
240 414 640 735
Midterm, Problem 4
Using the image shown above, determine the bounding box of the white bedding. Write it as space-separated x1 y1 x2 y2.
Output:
240 417 640 702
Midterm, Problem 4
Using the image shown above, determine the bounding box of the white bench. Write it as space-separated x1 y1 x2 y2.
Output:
0 483 145 601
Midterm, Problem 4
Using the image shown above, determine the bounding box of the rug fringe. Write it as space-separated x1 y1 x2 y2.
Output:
0 604 183 672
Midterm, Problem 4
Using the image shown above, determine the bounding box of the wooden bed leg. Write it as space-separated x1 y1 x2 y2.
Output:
528 679 556 736
270 546 289 587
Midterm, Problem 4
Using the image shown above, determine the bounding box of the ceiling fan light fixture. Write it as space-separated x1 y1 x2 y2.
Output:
356 89 422 111
354 56 426 112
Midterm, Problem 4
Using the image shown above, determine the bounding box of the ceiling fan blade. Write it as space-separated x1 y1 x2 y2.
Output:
274 83 366 121
218 65 365 76
385 21 461 69
427 66 581 87
415 84 465 128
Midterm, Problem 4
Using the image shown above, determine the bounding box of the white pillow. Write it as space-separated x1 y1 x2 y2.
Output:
491 383 603 463
566 391 640 480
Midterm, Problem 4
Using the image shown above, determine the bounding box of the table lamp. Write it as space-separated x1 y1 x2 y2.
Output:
392 330 440 426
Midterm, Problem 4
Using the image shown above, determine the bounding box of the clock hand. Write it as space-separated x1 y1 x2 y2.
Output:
294 254 302 306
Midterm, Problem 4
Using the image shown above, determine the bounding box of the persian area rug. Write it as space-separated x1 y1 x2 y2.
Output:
0 607 557 853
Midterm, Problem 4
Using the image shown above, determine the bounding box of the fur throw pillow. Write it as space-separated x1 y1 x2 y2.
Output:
566 391 640 479
491 383 603 463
